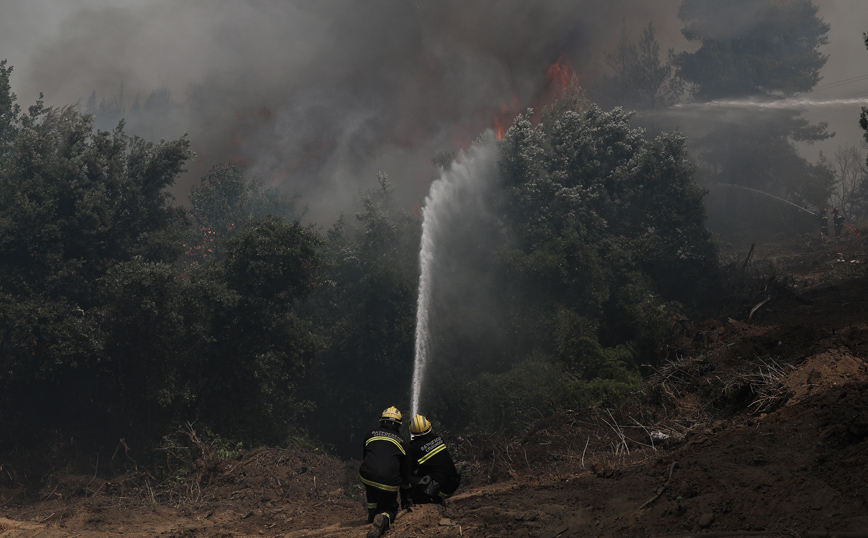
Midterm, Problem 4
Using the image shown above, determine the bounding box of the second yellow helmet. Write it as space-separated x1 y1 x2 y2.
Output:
409 414 432 436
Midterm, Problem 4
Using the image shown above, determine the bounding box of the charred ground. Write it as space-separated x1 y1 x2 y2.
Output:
2 235 868 538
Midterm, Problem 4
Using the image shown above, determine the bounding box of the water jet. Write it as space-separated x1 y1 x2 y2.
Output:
410 136 500 417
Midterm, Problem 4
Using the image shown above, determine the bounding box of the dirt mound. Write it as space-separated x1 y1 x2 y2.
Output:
2 236 868 537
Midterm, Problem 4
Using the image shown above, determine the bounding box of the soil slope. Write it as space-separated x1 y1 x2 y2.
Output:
2 236 867 538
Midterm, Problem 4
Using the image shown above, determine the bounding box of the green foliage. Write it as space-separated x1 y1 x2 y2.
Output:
669 0 834 243
223 217 320 301
192 217 322 442
0 60 22 150
690 108 834 243
558 377 641 411
417 87 719 437
456 353 641 434
185 163 299 265
498 98 719 318
484 89 720 402
861 32 868 171
552 307 642 381
94 217 323 444
0 64 319 449
0 107 191 302
674 0 829 99
0 68 193 438
303 174 420 454
0 54 743 457
594 22 684 110
471 357 563 433
96 259 202 428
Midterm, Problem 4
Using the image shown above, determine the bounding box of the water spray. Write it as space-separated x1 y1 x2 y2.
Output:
714 183 816 215
675 97 868 111
410 137 499 418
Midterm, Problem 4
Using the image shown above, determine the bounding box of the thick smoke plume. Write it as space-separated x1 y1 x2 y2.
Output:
2 0 684 223
2 1 864 222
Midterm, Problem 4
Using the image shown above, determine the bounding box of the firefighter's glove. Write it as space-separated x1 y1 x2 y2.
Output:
401 496 414 510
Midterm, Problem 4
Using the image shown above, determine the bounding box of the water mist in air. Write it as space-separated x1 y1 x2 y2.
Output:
410 135 500 418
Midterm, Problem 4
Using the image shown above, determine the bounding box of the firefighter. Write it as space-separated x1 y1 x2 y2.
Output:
818 208 829 238
833 207 845 238
359 406 412 538
408 414 461 504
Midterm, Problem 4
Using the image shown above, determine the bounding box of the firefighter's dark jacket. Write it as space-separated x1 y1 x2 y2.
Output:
359 423 411 492
410 434 460 496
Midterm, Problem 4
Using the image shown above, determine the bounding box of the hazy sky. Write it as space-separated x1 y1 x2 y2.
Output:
801 0 868 161
1 0 866 221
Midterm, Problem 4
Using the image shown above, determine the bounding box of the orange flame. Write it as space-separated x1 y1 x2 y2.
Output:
545 54 574 91
226 106 276 169
493 96 519 140
491 54 577 140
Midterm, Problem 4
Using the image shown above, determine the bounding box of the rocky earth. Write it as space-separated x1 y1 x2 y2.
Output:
2 236 867 538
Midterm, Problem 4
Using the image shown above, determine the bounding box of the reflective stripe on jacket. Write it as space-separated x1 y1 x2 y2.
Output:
359 425 410 491
409 434 460 496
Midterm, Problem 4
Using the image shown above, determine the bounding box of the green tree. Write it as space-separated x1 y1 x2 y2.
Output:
498 101 717 353
859 32 868 174
595 23 684 110
186 162 299 265
0 62 193 438
195 217 321 442
424 87 718 435
304 175 419 455
0 60 21 150
670 1 833 242
0 61 324 450
0 108 190 303
684 106 834 241
834 145 868 221
94 217 322 444
674 0 829 100
95 258 207 436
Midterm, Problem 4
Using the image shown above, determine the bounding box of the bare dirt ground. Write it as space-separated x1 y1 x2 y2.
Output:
2 234 868 538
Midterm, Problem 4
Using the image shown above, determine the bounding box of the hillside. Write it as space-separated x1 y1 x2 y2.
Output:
2 235 867 538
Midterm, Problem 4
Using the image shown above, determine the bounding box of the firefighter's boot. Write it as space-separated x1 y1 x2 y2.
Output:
367 513 387 538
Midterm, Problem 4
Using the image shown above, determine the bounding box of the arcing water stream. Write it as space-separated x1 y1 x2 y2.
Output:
674 97 868 110
410 137 499 418
715 183 816 215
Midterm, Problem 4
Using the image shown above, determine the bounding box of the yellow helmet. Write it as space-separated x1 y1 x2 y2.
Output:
380 406 402 425
409 414 432 436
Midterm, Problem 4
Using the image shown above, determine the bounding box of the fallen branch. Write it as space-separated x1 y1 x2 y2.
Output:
742 243 755 271
748 296 771 321
638 461 677 510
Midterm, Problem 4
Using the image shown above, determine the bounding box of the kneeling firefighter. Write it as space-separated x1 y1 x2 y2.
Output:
408 414 461 504
359 406 412 538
